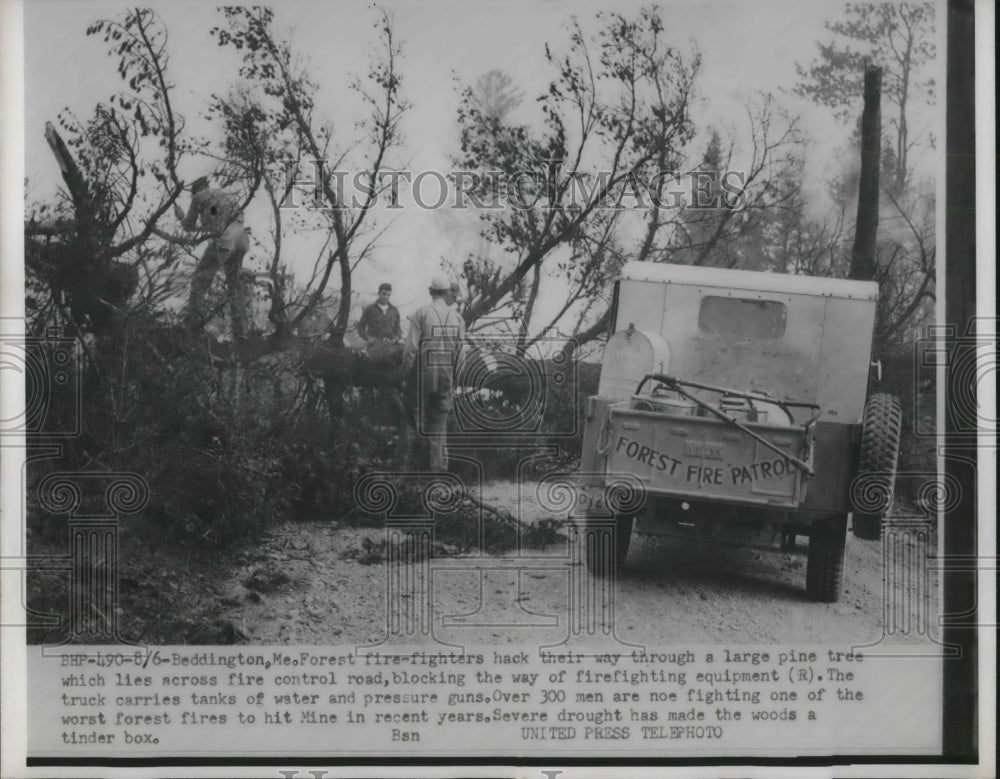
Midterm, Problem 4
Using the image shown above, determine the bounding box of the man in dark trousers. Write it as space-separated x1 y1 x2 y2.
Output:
402 273 465 472
357 283 402 344
175 176 250 338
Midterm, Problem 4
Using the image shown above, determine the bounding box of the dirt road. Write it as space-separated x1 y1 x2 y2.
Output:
218 481 939 649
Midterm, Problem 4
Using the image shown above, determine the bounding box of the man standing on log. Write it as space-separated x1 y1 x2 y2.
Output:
402 273 465 472
357 283 402 344
175 176 250 339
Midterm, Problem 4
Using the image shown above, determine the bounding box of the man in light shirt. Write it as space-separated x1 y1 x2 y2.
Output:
175 176 250 338
402 273 465 472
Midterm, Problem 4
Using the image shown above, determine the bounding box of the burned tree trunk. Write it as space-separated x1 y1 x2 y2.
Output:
28 123 139 334
849 64 882 281
44 122 89 214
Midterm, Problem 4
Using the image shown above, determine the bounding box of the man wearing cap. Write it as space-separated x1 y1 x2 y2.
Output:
357 283 402 344
402 273 465 472
175 177 251 338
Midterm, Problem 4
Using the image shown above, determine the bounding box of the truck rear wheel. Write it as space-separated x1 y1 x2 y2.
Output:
584 515 634 577
806 516 847 602
853 393 902 540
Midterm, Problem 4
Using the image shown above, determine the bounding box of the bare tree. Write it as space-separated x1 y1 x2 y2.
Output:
566 92 805 356
796 5 937 348
212 6 409 346
795 2 936 196
25 10 191 337
25 8 274 352
874 187 935 346
454 8 700 339
453 9 808 362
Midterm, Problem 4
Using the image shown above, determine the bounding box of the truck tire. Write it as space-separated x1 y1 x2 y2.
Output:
806 516 847 602
584 515 634 577
853 393 902 540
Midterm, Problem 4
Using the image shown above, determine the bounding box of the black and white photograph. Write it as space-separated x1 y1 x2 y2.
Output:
0 0 992 775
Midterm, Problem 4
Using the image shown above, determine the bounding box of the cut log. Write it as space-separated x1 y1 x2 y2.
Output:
305 343 405 389
306 343 599 398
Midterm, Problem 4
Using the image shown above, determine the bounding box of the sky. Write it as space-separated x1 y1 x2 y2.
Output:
21 0 943 328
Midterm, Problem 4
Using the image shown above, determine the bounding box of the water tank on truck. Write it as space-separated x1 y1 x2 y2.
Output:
597 324 671 400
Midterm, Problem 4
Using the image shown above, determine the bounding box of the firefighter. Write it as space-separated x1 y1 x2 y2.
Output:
402 273 465 472
357 283 402 344
175 176 250 338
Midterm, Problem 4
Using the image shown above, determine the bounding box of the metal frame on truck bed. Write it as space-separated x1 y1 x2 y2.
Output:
577 261 901 602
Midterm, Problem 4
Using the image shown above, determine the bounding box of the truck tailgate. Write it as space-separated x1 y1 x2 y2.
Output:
604 406 808 508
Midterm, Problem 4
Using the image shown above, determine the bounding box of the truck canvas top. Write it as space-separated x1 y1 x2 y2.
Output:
618 261 879 301
606 262 881 422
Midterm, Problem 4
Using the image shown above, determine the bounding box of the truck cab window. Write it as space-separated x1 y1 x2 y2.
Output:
698 295 787 339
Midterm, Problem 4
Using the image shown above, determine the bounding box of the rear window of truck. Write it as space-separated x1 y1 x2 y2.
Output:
698 296 787 339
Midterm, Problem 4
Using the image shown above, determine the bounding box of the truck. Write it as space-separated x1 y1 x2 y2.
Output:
577 261 902 602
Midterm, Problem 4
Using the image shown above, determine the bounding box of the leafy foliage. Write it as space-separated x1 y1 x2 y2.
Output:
211 7 409 343
453 7 702 351
795 2 936 194
794 3 937 350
